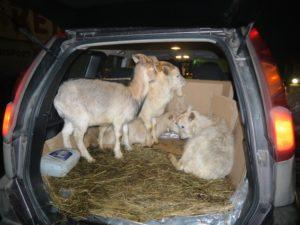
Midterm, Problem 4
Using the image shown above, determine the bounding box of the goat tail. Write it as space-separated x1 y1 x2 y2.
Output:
168 154 182 170
53 95 65 119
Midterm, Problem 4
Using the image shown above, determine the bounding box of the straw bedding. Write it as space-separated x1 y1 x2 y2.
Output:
44 139 234 222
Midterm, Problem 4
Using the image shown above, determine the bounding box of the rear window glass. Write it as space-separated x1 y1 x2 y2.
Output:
65 42 230 82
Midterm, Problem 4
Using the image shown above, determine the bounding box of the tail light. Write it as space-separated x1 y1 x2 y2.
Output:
270 107 295 161
249 28 295 162
56 31 67 38
2 102 14 137
2 67 30 139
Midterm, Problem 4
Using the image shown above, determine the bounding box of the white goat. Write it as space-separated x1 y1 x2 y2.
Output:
169 108 234 179
138 61 185 146
54 54 157 162
98 112 178 149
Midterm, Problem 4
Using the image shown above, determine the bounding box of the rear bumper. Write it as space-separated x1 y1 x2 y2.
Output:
274 156 295 207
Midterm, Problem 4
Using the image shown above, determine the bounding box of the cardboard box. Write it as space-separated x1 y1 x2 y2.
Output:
166 80 245 187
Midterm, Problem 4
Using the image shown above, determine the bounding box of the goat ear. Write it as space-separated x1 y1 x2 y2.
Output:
162 64 171 75
188 112 195 121
132 54 148 64
153 62 171 75
149 56 159 63
152 62 159 73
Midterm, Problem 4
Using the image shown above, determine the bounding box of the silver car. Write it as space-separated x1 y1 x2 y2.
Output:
0 1 297 225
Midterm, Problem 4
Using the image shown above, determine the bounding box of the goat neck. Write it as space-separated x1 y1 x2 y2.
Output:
129 65 150 103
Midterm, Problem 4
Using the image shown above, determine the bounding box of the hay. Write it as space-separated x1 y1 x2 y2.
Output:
44 142 234 222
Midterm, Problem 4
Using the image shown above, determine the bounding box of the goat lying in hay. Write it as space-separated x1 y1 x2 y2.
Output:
54 54 157 162
169 107 234 179
98 112 179 149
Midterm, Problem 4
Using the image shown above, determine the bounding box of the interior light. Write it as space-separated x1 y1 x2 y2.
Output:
291 78 299 84
183 55 189 59
176 55 182 59
171 46 181 50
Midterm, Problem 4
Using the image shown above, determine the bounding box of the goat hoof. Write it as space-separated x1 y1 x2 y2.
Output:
115 152 123 159
145 140 154 147
87 157 96 163
125 145 132 151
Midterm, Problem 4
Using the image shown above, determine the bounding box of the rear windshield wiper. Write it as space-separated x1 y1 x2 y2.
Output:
0 10 56 58
18 27 56 58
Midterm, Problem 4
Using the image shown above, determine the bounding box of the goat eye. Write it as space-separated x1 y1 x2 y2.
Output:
181 125 184 129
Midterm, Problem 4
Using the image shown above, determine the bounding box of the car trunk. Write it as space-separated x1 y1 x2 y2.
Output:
42 80 247 221
36 36 249 224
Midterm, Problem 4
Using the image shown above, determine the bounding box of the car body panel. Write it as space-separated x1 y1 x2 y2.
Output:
246 35 296 207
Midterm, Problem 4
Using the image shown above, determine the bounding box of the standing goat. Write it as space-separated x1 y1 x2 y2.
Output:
54 54 157 162
169 108 234 179
138 61 185 146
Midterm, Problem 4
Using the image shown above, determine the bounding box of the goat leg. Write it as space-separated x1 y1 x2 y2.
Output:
98 126 108 150
74 128 95 163
144 120 154 147
62 121 74 148
113 124 123 159
122 123 132 151
151 118 158 144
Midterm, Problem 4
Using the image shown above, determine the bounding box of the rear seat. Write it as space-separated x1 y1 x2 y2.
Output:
192 61 229 81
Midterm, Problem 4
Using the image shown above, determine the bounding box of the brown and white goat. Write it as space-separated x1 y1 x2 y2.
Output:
138 61 185 146
54 54 157 162
169 108 234 179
